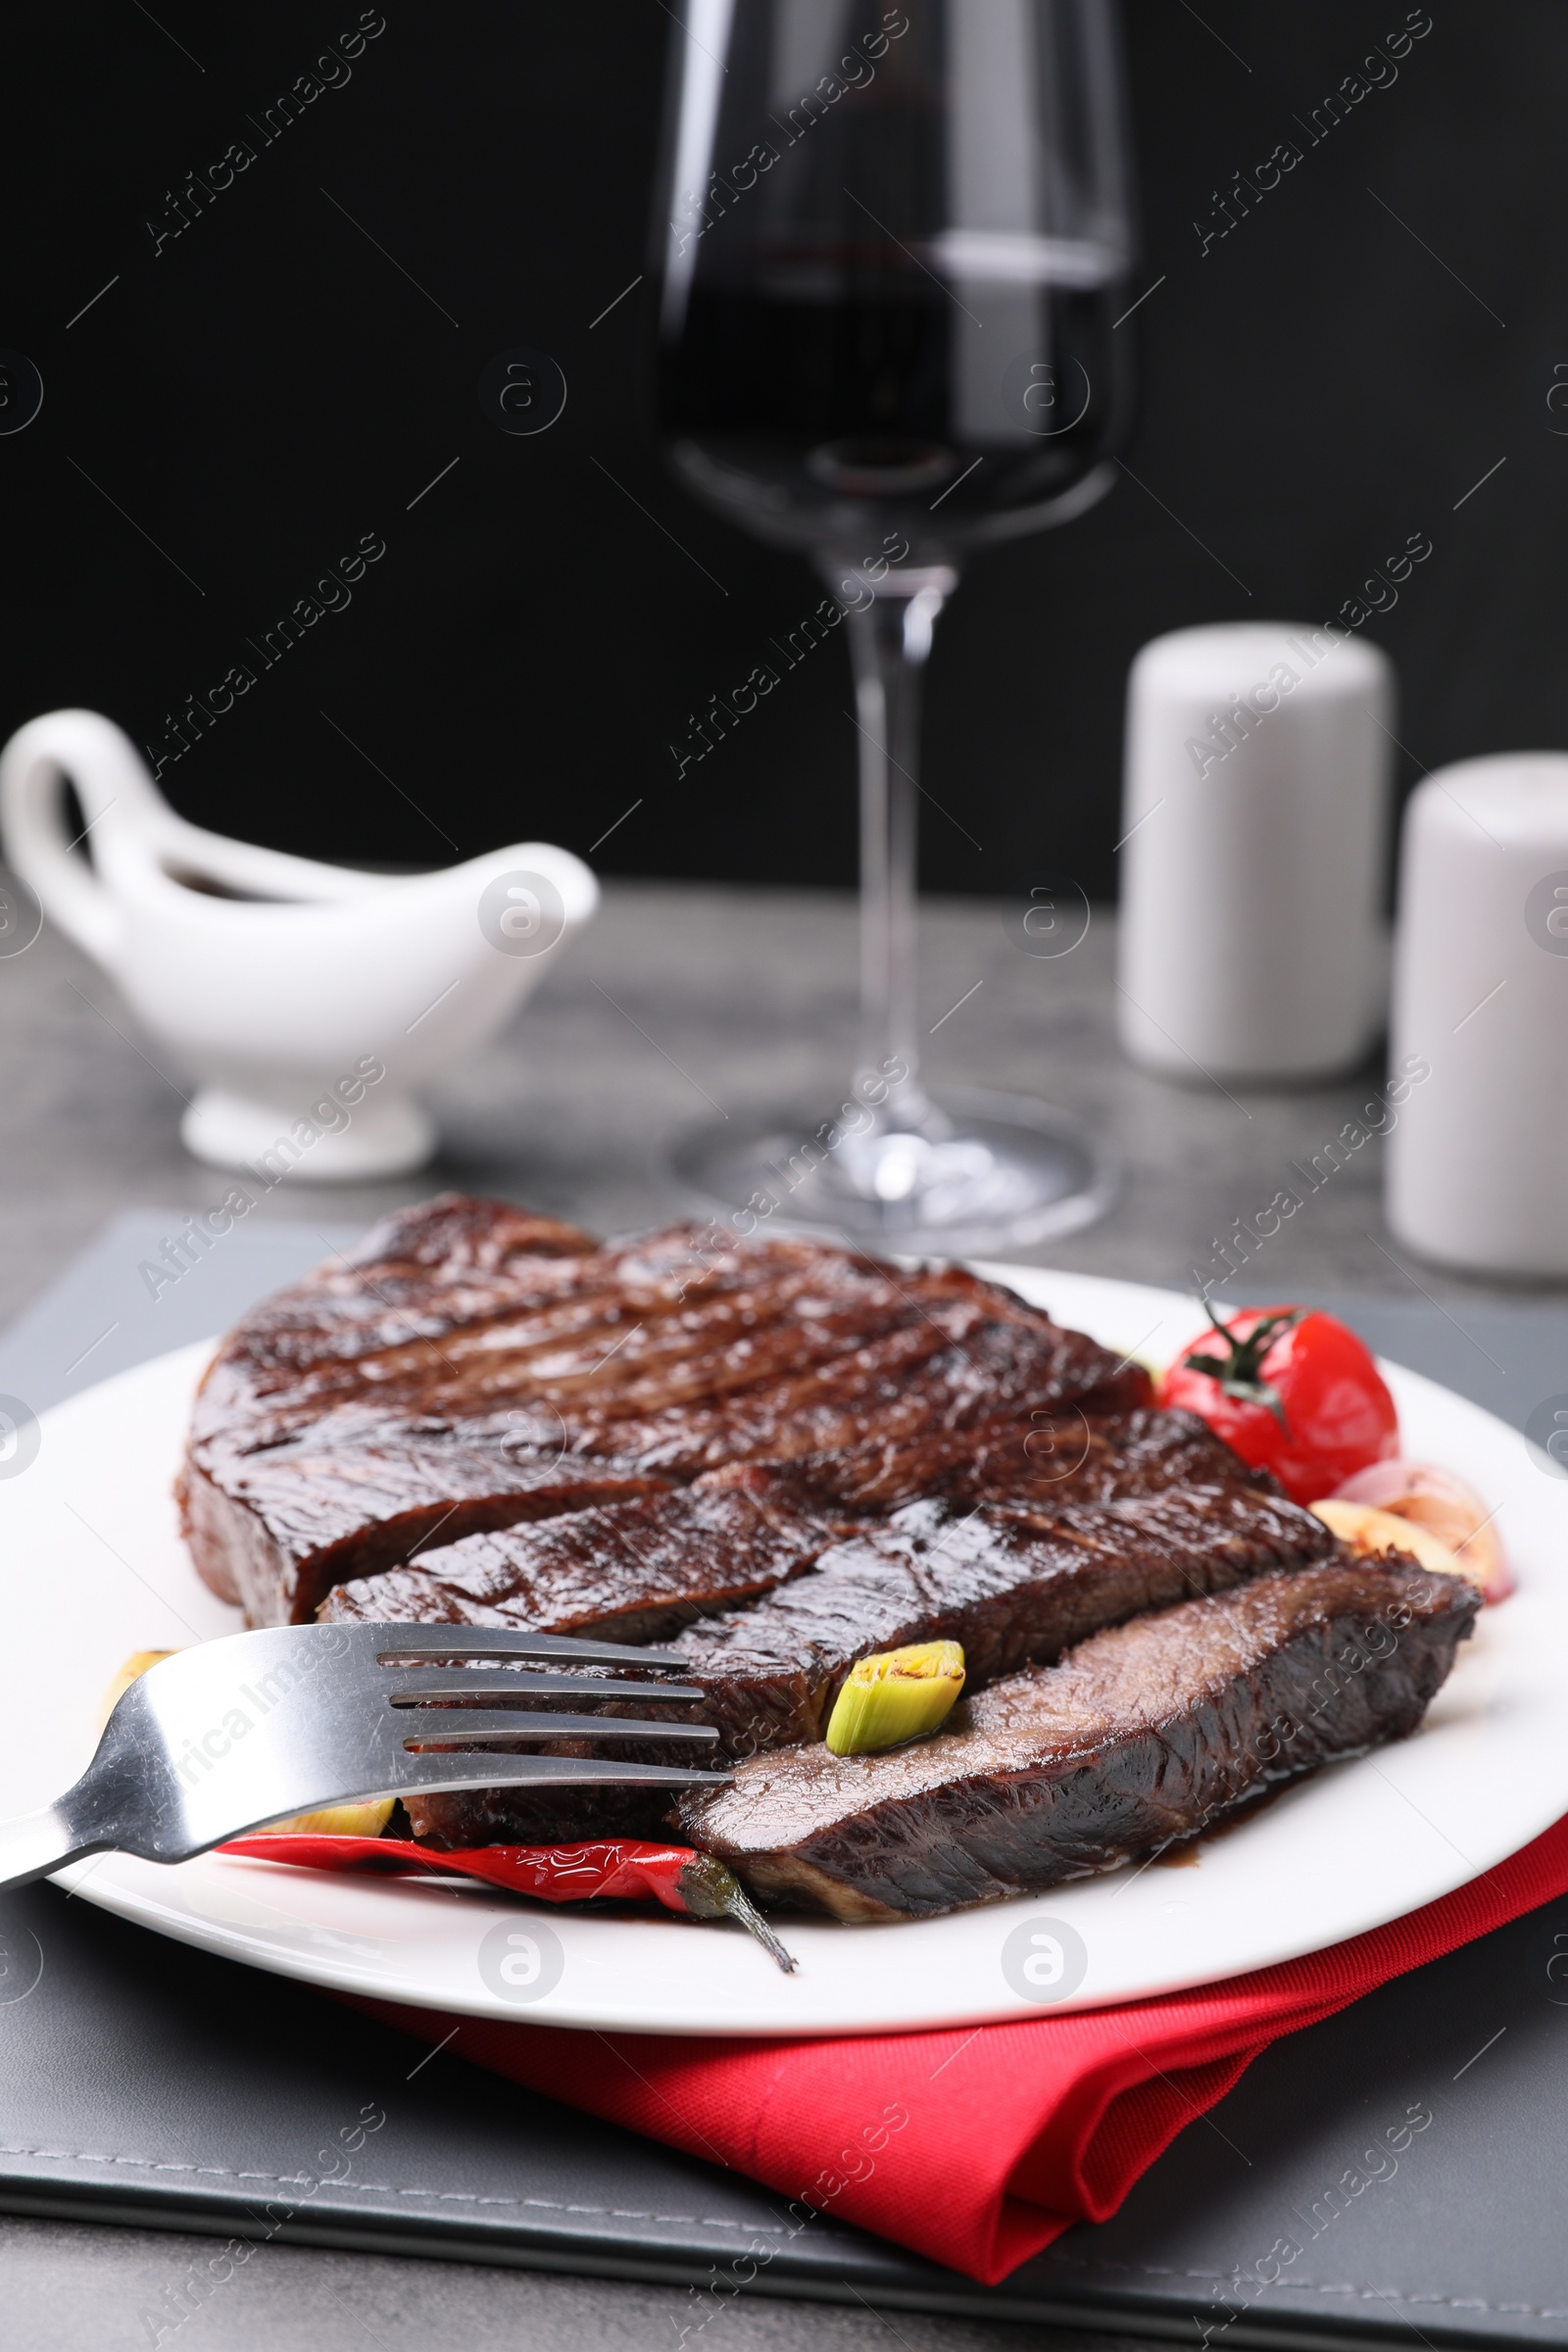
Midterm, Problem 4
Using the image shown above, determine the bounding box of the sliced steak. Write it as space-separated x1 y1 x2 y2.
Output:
676 1559 1480 1919
321 1472 847 1644
183 1408 670 1627
317 1416 1232 1642
400 1481 1334 1848
670 1482 1336 1751
181 1193 1148 1624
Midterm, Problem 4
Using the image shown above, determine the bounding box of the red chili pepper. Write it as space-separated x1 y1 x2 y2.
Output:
220 1834 797 1972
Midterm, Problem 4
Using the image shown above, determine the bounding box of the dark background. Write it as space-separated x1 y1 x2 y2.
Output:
1 1 1560 901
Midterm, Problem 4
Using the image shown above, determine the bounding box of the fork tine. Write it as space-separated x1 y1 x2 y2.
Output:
397 1712 722 1747
371 1628 694 1671
385 1670 707 1705
371 1752 735 1796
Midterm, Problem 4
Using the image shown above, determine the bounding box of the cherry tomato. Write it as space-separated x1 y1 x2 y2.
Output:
1157 1303 1398 1505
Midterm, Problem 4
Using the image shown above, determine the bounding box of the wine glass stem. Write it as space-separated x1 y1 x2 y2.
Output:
843 576 955 1130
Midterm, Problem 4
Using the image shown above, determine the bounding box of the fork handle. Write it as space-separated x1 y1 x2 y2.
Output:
0 1805 91 1894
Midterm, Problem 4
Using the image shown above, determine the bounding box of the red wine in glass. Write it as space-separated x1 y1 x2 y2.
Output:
653 0 1139 1250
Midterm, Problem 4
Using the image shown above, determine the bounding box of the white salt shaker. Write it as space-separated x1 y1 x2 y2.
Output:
1118 622 1396 1081
1387 754 1568 1276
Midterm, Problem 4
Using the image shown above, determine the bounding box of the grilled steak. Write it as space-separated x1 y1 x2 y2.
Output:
676 1559 1480 1920
180 1193 1147 1624
321 1470 848 1644
398 1480 1334 1848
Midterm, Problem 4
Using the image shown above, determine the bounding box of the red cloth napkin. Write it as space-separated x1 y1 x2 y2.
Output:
348 1814 1568 2286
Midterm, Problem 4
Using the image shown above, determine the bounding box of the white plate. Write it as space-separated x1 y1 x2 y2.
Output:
3 1267 1563 2038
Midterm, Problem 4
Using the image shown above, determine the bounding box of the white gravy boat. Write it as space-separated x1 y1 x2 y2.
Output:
0 709 598 1178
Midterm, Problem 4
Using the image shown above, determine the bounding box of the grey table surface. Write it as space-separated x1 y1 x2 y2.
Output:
1 879 1563 2350
7 875 1567 1324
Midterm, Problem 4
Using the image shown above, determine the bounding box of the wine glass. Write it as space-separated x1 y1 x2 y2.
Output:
651 0 1139 1252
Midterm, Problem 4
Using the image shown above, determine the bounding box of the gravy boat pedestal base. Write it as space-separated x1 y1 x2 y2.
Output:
182 1088 437 1181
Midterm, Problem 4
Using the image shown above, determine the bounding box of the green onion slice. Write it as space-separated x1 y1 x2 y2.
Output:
824 1641 966 1756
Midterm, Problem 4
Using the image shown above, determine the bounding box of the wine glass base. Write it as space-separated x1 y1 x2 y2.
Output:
670 1087 1118 1259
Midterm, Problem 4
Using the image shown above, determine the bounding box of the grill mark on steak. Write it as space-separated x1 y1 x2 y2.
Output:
268 1263 927 1431
400 1480 1335 1849
195 1198 601 1397
580 1312 1148 1478
181 1194 1147 1625
320 1473 848 1644
675 1559 1480 1920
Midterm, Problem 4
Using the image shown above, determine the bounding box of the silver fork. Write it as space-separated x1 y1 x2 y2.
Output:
0 1622 728 1891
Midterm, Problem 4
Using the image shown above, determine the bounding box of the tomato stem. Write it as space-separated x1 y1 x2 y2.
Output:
1186 1301 1306 1431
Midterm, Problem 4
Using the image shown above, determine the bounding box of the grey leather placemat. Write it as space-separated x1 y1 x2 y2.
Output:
1 1215 1564 2339
2 1868 1565 2344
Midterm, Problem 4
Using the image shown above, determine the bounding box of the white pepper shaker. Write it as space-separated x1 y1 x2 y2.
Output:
1118 622 1396 1082
1386 754 1568 1276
